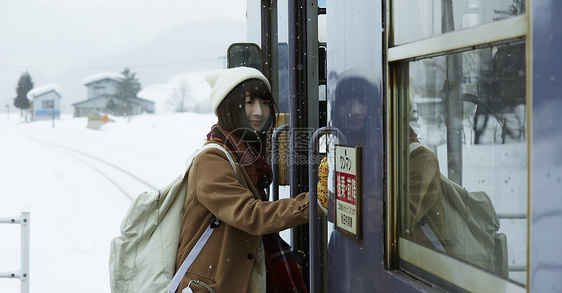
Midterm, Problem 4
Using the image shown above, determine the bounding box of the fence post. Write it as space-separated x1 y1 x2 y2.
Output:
0 211 30 293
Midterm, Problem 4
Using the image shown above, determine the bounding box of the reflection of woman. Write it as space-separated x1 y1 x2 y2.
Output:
325 68 381 292
407 127 447 249
174 67 310 293
325 68 380 220
331 69 377 147
408 127 508 278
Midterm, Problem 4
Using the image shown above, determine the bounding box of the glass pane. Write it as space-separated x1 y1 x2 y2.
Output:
227 43 261 70
400 42 527 285
277 0 290 113
392 0 526 45
325 0 383 290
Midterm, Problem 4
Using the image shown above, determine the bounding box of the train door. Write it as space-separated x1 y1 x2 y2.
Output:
321 0 532 292
231 0 562 292
320 1 386 292
388 0 531 292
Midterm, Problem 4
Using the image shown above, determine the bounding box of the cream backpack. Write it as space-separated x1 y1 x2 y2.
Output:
109 143 235 293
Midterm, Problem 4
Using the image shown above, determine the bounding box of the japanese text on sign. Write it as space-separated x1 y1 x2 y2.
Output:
334 146 361 238
336 172 357 204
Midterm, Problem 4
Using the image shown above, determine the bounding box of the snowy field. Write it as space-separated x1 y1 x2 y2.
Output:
0 111 534 291
0 112 217 293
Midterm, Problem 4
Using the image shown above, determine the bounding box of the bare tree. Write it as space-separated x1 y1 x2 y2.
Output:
168 80 191 113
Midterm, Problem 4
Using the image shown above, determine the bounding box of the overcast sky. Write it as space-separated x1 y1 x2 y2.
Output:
0 0 247 110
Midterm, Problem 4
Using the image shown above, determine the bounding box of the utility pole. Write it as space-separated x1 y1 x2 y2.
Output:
51 99 55 128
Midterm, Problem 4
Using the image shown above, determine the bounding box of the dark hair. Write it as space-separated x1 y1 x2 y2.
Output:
334 77 374 106
332 76 375 122
332 76 378 147
216 78 277 145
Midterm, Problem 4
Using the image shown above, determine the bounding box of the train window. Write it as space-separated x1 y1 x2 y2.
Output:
396 42 527 291
392 0 525 45
227 43 261 70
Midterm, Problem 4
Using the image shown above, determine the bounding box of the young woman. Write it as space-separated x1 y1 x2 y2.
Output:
175 67 316 293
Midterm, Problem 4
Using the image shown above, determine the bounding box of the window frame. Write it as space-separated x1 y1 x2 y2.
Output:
385 1 529 292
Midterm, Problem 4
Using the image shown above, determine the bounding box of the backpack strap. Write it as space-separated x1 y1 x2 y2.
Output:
168 143 235 293
184 143 236 174
419 220 446 252
201 143 236 175
168 217 221 293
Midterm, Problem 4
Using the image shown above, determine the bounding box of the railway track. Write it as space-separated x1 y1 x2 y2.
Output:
34 140 158 201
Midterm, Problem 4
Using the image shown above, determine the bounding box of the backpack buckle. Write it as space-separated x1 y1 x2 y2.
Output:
210 216 221 228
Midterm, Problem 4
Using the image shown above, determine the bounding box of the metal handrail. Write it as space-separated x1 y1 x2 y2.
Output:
308 126 345 293
0 211 30 293
271 123 290 201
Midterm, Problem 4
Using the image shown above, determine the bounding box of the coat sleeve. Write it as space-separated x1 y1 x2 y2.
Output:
191 147 310 236
408 146 447 245
408 146 443 227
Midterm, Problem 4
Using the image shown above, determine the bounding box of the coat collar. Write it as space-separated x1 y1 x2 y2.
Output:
207 125 272 200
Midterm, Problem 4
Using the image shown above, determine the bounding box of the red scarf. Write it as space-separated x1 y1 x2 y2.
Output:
206 125 307 293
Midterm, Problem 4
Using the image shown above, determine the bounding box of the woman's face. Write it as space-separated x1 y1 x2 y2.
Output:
244 92 271 131
337 96 368 132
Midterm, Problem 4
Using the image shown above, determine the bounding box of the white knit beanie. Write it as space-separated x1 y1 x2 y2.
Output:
206 67 271 115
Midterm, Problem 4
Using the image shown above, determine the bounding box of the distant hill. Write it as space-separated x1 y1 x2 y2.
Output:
93 19 247 88
58 19 247 111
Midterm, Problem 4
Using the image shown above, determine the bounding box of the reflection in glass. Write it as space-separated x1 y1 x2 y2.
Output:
392 0 525 45
331 68 377 147
400 43 527 285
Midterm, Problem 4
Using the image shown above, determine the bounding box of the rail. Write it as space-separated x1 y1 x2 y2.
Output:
498 213 526 220
271 123 290 201
33 139 158 201
0 211 30 293
308 126 345 293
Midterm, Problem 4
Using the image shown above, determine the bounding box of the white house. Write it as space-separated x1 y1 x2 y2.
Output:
27 84 63 121
83 72 123 99
72 72 154 117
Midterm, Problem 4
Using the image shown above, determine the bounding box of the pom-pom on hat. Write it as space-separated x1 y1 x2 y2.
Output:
206 67 271 115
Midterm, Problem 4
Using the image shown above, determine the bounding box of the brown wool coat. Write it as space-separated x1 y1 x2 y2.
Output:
175 142 310 293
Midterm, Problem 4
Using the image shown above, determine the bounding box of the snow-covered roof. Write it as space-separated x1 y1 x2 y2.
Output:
27 84 63 99
82 72 124 85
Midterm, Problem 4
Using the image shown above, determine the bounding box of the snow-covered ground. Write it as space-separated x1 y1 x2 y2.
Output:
0 111 531 292
0 112 217 293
